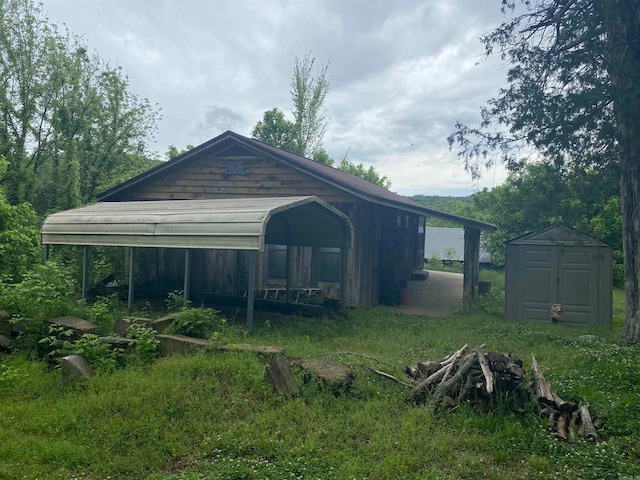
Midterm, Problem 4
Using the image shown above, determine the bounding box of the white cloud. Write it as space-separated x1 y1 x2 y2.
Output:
41 0 511 196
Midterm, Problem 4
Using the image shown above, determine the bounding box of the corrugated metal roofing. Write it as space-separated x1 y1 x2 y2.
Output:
424 227 492 263
97 131 497 233
41 196 353 251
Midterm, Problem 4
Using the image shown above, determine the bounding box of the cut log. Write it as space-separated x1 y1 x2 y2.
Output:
218 343 285 355
476 350 494 394
531 356 554 406
438 344 468 385
552 391 577 413
579 403 598 442
291 358 354 386
556 413 569 441
408 362 451 400
429 352 479 408
266 357 300 396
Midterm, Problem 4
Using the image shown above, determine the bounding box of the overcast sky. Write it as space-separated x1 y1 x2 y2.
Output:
41 0 512 197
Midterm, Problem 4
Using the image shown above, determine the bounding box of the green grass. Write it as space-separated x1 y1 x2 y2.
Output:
1 294 640 479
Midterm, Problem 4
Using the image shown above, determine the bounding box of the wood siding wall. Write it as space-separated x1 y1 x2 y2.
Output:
122 152 373 307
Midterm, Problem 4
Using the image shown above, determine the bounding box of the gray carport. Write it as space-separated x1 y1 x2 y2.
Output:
41 196 353 333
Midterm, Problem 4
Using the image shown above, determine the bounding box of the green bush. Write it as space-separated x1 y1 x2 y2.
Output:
0 261 80 319
167 307 227 339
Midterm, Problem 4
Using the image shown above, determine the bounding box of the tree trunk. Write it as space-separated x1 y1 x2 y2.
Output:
605 0 640 343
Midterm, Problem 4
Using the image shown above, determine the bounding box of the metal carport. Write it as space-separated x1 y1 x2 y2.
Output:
41 196 353 333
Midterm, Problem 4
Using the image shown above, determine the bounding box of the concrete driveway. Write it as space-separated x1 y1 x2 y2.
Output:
382 270 463 317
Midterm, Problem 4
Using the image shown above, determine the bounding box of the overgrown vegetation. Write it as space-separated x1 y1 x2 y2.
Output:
1 272 638 479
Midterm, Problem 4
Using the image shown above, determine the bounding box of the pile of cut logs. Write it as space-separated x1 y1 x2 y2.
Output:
404 344 598 442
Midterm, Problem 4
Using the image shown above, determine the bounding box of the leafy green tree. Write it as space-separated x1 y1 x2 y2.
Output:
0 0 160 213
448 0 640 342
0 158 40 282
251 53 392 188
290 52 330 158
338 158 390 189
251 108 296 153
165 144 195 160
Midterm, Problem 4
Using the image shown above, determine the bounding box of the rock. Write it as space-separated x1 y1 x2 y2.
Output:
59 355 92 388
151 313 183 333
0 334 12 350
113 316 153 337
156 334 209 356
97 336 135 348
577 334 599 342
0 312 12 337
48 316 98 336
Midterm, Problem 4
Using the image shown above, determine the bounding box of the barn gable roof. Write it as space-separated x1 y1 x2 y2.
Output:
98 131 496 232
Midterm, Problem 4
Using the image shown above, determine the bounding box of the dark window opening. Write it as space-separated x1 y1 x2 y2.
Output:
320 247 341 282
268 245 287 279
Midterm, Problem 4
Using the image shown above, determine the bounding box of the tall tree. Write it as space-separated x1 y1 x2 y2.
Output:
0 0 160 213
251 108 296 152
448 0 640 342
290 52 330 158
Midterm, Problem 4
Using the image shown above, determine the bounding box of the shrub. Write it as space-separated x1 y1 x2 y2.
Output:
0 261 80 319
168 307 227 339
126 321 160 364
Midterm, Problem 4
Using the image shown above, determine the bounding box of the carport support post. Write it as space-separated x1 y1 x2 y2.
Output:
128 247 135 309
82 246 89 300
183 249 191 301
463 227 481 314
246 250 258 334
285 245 291 303
340 243 348 309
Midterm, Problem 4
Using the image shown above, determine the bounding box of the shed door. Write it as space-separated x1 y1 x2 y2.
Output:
519 245 598 324
520 245 559 320
557 246 598 325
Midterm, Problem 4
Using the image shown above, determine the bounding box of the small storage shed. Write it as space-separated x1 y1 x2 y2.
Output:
505 223 612 326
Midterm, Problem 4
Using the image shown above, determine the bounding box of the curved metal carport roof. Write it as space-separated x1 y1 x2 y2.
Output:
41 196 353 332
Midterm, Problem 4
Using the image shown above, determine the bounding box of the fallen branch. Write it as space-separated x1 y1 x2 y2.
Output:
324 351 394 368
363 366 412 386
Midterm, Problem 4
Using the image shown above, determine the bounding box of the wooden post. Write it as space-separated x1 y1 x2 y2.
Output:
340 242 348 309
285 245 291 303
246 250 257 334
82 246 89 300
463 227 481 314
44 244 50 262
183 249 191 301
128 247 135 309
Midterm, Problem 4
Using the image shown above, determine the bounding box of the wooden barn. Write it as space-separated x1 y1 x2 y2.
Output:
44 131 496 312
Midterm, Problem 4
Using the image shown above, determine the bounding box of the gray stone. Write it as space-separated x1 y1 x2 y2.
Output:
59 355 92 388
0 334 12 350
49 316 98 336
113 316 153 337
156 334 209 356
151 312 183 333
97 336 134 348
0 315 12 337
577 334 599 342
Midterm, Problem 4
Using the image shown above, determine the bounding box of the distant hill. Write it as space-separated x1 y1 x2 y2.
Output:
411 195 473 227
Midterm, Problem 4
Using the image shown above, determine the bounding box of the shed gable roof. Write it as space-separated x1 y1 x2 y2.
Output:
506 223 610 246
98 131 496 232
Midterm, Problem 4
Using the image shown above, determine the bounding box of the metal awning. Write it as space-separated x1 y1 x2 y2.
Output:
41 196 353 333
41 196 353 250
